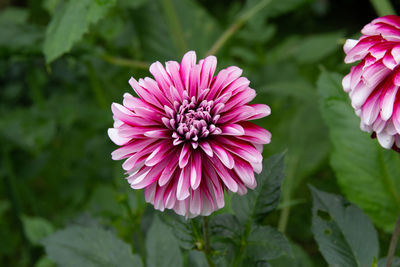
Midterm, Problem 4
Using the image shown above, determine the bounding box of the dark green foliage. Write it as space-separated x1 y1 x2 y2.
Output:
210 153 291 266
146 216 183 267
2 0 399 266
42 225 142 267
318 70 400 231
232 153 285 224
311 186 379 267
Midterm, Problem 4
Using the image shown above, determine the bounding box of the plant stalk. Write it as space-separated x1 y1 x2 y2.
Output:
387 212 400 267
122 197 146 264
369 0 396 17
206 0 272 56
2 147 34 263
101 54 151 69
202 216 215 267
160 0 188 55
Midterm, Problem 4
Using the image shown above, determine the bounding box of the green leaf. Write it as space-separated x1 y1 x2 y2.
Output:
378 257 400 267
265 32 342 64
34 256 56 267
161 212 197 250
311 186 379 267
268 241 315 267
22 215 54 245
0 107 56 152
42 225 141 267
262 0 312 18
146 216 183 267
318 70 400 231
294 32 343 64
210 214 242 241
85 185 123 218
0 7 28 24
132 0 220 61
0 8 43 54
118 0 147 9
0 200 10 219
232 153 285 224
244 0 311 22
260 79 315 100
43 0 116 63
187 251 208 267
245 225 291 262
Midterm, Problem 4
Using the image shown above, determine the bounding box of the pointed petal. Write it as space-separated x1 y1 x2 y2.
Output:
179 143 191 168
190 152 202 190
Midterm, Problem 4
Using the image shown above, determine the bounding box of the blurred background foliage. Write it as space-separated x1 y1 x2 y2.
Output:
1 0 400 266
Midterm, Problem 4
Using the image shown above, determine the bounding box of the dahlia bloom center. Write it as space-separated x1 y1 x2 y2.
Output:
166 96 222 147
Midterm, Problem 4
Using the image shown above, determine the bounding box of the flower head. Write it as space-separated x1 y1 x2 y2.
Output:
343 15 400 151
108 51 271 217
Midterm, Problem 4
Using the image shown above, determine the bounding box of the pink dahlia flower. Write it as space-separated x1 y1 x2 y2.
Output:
108 51 271 217
343 15 400 151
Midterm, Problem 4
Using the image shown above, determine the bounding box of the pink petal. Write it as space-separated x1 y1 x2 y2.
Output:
149 61 173 93
343 39 359 53
238 121 272 144
129 161 168 189
190 152 202 190
179 143 191 168
144 129 171 139
166 61 185 96
392 102 400 132
129 77 162 108
188 64 201 97
199 141 213 157
108 128 131 145
209 141 235 169
217 136 263 164
145 142 171 167
158 155 179 186
154 185 167 211
163 183 177 209
221 124 245 136
222 88 256 112
176 166 190 200
140 77 172 107
247 104 271 120
381 84 399 120
345 36 382 63
180 51 197 90
208 156 238 192
377 131 395 148
199 55 217 90
189 189 202 215
111 139 157 160
361 90 381 125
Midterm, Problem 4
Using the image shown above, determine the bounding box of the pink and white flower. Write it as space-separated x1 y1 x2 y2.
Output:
108 51 271 217
343 15 400 151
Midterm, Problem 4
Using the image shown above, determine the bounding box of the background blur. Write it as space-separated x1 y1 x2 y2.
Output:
1 0 399 266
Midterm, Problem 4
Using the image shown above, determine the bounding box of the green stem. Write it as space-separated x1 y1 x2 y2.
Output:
232 240 246 267
160 0 188 55
122 197 146 264
86 63 108 109
2 147 33 262
387 212 400 267
277 156 298 233
370 0 396 17
206 0 272 56
101 54 151 69
202 217 215 267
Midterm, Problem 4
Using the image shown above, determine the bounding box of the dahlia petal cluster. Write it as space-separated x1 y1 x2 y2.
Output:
108 51 271 217
343 15 400 151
